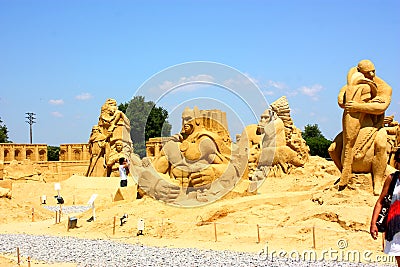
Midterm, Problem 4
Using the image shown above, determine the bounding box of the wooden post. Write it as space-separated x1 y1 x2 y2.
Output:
17 247 20 265
312 225 316 249
27 256 31 267
160 218 164 238
257 224 260 243
214 222 217 242
31 207 34 222
55 211 58 224
382 232 385 252
113 216 116 235
67 216 70 232
73 195 75 205
59 205 62 223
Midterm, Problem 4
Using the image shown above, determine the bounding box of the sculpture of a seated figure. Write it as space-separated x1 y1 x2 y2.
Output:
152 106 232 190
253 108 305 178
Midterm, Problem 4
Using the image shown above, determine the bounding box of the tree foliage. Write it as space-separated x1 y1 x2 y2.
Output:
118 102 128 114
121 96 172 158
0 117 11 143
302 124 332 158
47 146 60 161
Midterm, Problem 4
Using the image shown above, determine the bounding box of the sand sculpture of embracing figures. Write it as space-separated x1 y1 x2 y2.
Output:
329 59 393 195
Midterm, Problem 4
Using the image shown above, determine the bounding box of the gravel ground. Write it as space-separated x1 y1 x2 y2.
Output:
0 234 396 267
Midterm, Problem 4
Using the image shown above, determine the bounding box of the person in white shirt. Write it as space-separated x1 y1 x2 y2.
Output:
118 157 129 187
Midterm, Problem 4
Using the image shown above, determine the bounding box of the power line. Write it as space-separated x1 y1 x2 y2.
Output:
25 112 36 144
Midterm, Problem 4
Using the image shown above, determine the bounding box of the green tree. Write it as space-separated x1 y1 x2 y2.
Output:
47 146 60 161
0 117 11 143
121 96 172 158
302 124 332 158
302 124 324 139
118 102 128 114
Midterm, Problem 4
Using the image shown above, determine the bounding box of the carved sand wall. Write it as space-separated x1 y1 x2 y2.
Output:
59 144 90 161
0 144 47 162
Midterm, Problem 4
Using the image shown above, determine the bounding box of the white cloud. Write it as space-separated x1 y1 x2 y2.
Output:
49 99 64 105
298 84 323 101
266 80 288 90
287 90 299 97
263 90 275 96
51 111 63 118
222 74 261 90
243 73 260 86
75 93 93 100
158 74 215 93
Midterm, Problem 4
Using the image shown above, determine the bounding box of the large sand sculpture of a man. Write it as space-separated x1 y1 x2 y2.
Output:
138 106 245 204
329 59 392 195
151 106 232 190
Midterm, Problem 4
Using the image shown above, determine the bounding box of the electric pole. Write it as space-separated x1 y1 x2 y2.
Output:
25 112 36 144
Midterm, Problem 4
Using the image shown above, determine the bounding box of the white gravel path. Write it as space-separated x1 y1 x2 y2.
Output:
0 234 396 267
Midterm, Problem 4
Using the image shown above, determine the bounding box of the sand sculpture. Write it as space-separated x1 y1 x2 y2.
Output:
240 96 309 179
86 98 139 177
138 100 310 204
328 59 393 195
86 125 108 177
151 107 232 188
339 62 378 191
137 106 247 205
106 140 126 177
385 115 400 167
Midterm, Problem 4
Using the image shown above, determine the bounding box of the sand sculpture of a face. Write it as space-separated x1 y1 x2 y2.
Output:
115 141 123 152
256 109 272 135
181 107 196 136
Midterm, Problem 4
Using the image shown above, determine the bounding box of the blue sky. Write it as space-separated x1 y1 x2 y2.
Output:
0 0 399 146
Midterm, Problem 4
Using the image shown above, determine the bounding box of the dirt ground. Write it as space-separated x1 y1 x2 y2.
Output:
0 156 397 266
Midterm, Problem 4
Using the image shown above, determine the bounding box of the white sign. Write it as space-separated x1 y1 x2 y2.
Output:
137 218 145 230
54 183 61 191
87 194 98 206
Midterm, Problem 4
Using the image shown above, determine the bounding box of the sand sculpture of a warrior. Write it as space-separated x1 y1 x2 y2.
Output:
86 98 136 177
329 59 392 194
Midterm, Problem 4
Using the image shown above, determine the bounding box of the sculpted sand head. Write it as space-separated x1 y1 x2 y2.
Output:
181 107 198 135
101 98 118 119
256 109 273 135
115 140 123 152
90 125 103 140
357 59 375 80
92 125 101 132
